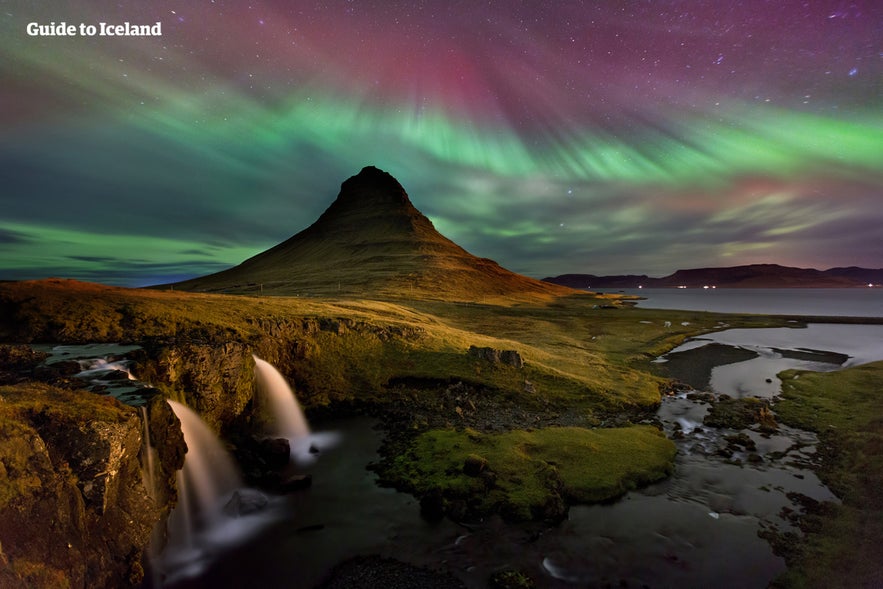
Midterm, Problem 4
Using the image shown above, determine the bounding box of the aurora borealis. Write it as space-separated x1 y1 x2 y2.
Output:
1 1 881 285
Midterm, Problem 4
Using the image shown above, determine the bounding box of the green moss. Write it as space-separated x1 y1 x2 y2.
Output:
770 361 883 588
382 425 676 521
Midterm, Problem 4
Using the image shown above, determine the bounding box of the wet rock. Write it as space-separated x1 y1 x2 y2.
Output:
686 391 716 403
277 473 312 493
224 489 269 516
234 436 291 483
704 397 778 432
99 369 132 381
725 432 757 452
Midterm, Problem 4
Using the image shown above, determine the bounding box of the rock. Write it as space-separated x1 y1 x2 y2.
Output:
724 432 757 452
0 344 48 371
419 489 445 522
0 381 182 589
500 350 524 368
277 474 312 493
704 397 777 432
463 454 488 476
467 346 523 368
99 369 132 381
224 489 269 516
262 437 293 468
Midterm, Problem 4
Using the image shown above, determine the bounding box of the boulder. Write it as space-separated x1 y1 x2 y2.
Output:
224 489 269 516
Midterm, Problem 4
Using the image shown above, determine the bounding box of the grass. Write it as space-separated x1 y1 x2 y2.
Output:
770 361 883 588
0 279 799 418
381 425 676 521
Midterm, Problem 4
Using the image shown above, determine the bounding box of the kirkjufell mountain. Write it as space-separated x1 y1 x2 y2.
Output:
170 166 574 301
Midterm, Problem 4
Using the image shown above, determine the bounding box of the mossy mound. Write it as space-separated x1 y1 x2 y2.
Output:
380 425 676 522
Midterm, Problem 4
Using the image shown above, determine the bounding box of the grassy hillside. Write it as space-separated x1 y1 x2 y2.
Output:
0 279 792 416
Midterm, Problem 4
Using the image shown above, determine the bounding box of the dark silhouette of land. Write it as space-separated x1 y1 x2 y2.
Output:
545 264 883 289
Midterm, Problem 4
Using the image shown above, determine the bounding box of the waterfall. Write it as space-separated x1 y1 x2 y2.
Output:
139 406 157 500
252 355 310 439
167 400 242 522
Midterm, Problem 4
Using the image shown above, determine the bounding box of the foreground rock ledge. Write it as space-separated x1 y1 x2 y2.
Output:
0 381 182 589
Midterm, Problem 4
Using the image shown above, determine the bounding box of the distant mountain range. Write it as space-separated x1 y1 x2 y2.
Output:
166 166 573 302
543 264 883 289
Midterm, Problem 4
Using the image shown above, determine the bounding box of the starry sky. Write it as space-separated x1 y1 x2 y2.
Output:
1 0 881 286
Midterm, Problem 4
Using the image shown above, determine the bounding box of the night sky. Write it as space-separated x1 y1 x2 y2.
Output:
1 1 881 286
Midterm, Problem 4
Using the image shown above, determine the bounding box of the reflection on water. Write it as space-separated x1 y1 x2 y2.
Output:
662 323 883 399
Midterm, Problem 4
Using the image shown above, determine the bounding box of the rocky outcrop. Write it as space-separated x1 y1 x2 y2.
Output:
0 382 184 588
467 346 524 368
138 341 255 433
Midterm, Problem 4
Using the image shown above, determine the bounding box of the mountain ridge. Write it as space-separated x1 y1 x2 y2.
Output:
544 264 883 289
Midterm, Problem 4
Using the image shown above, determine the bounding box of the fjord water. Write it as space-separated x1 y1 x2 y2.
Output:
620 287 883 316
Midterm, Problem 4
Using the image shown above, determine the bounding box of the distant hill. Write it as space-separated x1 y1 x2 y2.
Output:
544 264 883 289
167 166 575 302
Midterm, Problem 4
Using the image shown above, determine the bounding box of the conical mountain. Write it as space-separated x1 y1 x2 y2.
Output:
172 166 574 302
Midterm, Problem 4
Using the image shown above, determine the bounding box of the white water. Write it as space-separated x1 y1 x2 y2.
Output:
76 357 136 379
252 355 310 439
159 402 277 585
167 401 242 518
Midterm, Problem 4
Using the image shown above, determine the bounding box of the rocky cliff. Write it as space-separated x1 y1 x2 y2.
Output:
0 347 184 588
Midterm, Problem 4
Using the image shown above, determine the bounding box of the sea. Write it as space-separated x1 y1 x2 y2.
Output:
607 287 883 317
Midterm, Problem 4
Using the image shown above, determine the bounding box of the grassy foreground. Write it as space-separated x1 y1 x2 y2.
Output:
771 361 883 588
379 425 676 521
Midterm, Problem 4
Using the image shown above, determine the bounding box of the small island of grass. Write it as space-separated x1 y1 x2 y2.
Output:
378 424 676 522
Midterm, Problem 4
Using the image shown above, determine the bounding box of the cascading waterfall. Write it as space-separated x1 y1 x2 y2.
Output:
167 401 242 525
252 355 310 439
251 355 338 464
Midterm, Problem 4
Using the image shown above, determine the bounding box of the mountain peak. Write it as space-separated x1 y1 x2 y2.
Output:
169 167 575 302
334 165 411 209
